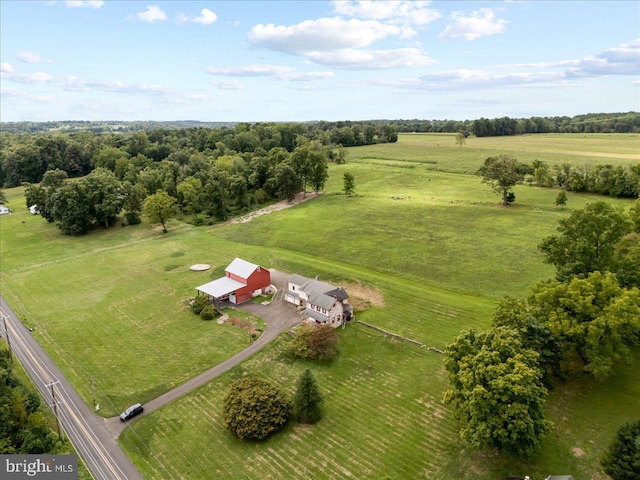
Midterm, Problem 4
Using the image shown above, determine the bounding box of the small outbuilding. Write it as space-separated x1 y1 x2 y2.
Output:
196 258 271 309
0 205 11 215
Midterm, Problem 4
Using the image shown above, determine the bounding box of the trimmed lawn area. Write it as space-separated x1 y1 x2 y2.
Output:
1 132 638 478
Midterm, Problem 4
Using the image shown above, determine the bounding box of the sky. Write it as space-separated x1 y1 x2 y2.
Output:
1 0 639 122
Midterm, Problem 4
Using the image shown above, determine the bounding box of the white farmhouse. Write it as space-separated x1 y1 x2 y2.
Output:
285 274 353 328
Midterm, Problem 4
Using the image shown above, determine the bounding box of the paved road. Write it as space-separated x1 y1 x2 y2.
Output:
0 295 144 480
1 269 301 476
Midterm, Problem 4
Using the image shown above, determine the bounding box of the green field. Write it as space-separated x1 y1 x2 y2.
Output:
1 133 639 479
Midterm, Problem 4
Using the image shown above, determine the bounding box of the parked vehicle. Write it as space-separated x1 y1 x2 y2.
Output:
119 403 144 422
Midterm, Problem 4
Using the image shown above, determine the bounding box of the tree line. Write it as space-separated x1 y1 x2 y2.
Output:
476 155 640 207
528 159 640 198
0 121 398 188
443 200 640 465
7 122 397 235
391 112 639 136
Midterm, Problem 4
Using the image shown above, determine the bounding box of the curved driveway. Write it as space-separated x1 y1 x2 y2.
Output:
2 269 302 477
108 269 301 434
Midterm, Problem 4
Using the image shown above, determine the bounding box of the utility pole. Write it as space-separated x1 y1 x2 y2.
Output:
1 314 13 361
46 380 64 443
90 375 98 410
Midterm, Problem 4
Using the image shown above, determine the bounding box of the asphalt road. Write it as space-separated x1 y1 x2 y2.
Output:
0 295 144 480
0 269 301 478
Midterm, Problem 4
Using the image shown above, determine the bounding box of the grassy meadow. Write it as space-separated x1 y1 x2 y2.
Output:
1 133 639 479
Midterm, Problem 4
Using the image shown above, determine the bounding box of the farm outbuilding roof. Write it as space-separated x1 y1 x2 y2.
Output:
196 277 245 298
225 257 261 279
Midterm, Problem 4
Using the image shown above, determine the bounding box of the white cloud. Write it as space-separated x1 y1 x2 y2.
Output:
249 17 416 55
1 62 14 73
1 68 190 98
332 1 441 26
439 8 507 41
567 39 640 77
418 69 564 89
193 8 217 25
179 8 218 25
65 1 104 8
287 71 335 81
2 71 55 83
17 50 52 64
503 39 640 78
211 80 245 90
207 64 294 77
309 47 434 69
206 64 335 81
131 5 167 23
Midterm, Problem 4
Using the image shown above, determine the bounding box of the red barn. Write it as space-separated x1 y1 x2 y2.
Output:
196 258 271 307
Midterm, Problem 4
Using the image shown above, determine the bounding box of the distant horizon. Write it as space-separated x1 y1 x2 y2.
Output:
1 111 638 125
2 1 638 122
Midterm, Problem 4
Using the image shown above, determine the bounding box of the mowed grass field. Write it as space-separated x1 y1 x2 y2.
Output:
1 133 639 479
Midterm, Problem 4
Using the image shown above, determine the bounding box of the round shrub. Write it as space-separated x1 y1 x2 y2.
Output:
223 377 290 440
200 304 218 320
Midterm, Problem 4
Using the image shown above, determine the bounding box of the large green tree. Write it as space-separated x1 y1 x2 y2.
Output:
50 182 93 235
601 419 640 480
143 189 177 233
222 377 290 440
83 168 124 228
444 327 550 457
528 271 640 380
443 326 551 457
476 154 531 205
121 181 146 225
538 201 632 280
177 176 203 220
491 296 562 386
268 162 301 202
614 233 640 289
24 168 69 222
292 369 324 424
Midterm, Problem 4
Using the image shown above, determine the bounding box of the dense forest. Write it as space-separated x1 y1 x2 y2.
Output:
0 121 398 234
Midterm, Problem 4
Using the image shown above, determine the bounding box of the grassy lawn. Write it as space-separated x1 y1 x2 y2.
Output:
1 133 639 478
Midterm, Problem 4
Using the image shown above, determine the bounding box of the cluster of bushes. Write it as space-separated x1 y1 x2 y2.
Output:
191 296 219 321
223 369 324 440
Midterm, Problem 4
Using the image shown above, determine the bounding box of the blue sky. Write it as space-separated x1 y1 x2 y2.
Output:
1 0 638 122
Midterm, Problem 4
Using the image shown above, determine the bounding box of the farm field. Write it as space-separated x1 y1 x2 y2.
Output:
1 133 639 478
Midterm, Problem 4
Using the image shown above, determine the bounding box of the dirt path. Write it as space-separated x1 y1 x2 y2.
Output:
226 191 319 225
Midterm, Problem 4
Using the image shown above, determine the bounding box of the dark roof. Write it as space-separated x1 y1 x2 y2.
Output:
325 287 349 301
